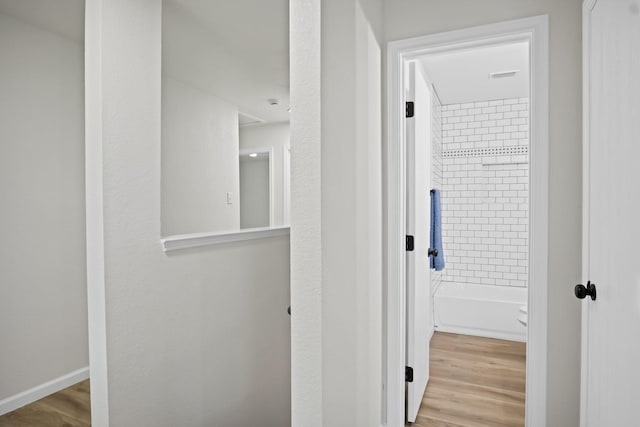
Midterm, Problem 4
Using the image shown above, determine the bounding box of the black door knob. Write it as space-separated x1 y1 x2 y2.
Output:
575 281 596 301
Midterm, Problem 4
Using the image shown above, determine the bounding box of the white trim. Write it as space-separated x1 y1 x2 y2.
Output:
239 146 275 227
283 145 291 226
580 1 596 425
434 326 526 343
85 0 109 425
384 34 406 426
384 16 549 427
161 226 290 252
525 16 549 427
0 367 89 416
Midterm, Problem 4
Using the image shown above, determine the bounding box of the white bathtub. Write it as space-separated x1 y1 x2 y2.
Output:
433 281 527 342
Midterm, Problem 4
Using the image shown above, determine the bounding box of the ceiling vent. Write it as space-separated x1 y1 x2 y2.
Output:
489 70 519 79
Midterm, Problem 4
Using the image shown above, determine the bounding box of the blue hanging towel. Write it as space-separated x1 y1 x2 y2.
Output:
430 189 445 271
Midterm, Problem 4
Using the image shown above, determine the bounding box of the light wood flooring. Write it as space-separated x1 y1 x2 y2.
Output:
0 334 523 427
410 332 526 427
0 380 91 427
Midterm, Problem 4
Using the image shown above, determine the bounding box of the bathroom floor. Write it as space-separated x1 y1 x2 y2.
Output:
0 380 91 427
410 332 526 427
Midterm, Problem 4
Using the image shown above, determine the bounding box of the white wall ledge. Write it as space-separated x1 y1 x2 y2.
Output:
161 226 290 252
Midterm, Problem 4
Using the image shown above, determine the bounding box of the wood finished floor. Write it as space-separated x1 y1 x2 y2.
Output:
0 334 523 427
410 332 526 427
0 380 91 427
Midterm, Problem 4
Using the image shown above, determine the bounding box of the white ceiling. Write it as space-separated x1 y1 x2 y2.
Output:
419 41 529 105
165 0 289 123
0 0 84 41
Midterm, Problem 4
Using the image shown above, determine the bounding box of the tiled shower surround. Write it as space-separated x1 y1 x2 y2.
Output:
439 98 529 288
430 89 443 293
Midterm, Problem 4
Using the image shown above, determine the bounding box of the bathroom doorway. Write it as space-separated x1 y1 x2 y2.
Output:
385 16 549 427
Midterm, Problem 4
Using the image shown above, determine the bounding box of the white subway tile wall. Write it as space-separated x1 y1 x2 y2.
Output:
431 90 443 293
440 98 529 287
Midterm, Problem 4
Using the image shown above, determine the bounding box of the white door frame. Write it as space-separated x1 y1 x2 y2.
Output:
384 16 549 427
85 0 109 424
283 145 291 226
580 1 596 425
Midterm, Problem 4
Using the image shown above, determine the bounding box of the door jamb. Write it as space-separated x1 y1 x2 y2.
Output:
384 15 549 427
580 1 598 426
85 0 110 424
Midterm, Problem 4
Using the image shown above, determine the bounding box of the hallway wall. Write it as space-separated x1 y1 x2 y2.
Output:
0 9 88 405
161 76 241 235
290 0 383 424
86 0 291 425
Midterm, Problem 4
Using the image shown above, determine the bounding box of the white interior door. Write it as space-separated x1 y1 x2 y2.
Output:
581 1 640 425
405 61 432 423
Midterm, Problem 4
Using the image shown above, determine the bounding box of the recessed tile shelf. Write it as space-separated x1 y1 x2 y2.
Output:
444 147 529 167
443 146 529 159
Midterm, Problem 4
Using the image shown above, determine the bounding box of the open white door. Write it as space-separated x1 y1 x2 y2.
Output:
405 61 432 422
581 1 640 425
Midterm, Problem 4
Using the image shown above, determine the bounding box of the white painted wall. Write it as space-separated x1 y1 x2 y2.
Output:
86 0 291 425
0 0 84 41
290 0 323 423
383 1 583 425
239 122 290 226
161 76 240 235
291 0 382 424
0 10 88 401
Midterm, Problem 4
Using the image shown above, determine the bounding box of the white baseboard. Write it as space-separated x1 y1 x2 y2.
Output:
0 367 90 416
435 325 526 343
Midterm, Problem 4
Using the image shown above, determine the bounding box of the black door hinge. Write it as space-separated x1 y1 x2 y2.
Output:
405 366 414 382
406 101 414 118
406 235 414 251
